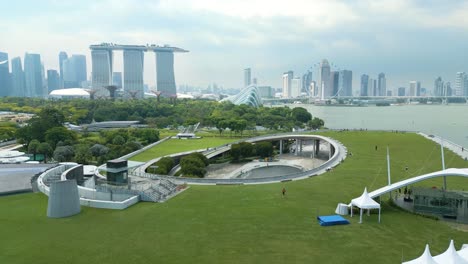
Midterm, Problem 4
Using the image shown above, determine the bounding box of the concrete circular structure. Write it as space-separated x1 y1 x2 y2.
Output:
136 133 347 185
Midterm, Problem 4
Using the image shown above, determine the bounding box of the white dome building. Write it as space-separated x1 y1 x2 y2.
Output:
49 88 90 99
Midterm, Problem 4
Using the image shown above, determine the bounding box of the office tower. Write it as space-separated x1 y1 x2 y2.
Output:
10 57 25 97
59 52 68 88
123 50 144 98
330 71 339 97
24 53 44 97
409 81 421 96
302 71 312 95
257 86 273 98
455 72 467 96
378 73 386 96
360 74 369 96
368 78 375 96
252 78 257 85
112 72 122 88
47 70 60 92
434 77 444 97
244 68 251 87
398 87 405 96
0 51 10 96
386 90 392 96
63 55 87 88
309 81 317 97
291 77 302 98
282 71 293 98
318 59 331 98
444 82 452 96
91 49 113 97
338 70 352 96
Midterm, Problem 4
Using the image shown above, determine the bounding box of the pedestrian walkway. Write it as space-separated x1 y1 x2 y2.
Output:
419 132 468 161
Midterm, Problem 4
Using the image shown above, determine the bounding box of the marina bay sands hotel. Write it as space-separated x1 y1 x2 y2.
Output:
90 43 188 98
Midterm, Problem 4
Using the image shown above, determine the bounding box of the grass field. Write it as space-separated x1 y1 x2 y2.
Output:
131 136 240 162
1 131 467 264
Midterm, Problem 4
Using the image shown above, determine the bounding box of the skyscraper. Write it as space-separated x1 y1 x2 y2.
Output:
155 51 177 97
10 57 25 97
368 78 375 96
444 82 452 96
0 51 10 96
398 87 405 96
244 68 251 87
434 77 444 97
123 50 144 98
360 74 369 96
282 71 293 98
24 53 44 97
291 77 301 98
455 72 467 96
409 81 421 96
59 51 68 88
47 70 60 92
91 49 113 97
302 71 312 95
377 73 386 96
338 70 352 96
318 59 331 98
330 71 339 97
63 55 87 88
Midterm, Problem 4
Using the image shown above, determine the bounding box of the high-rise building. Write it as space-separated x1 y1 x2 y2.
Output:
10 57 25 97
0 51 10 96
398 87 406 96
291 77 302 98
360 74 369 96
309 81 317 97
91 49 113 97
282 71 293 98
257 86 273 98
434 77 444 97
368 78 375 96
302 71 312 95
59 51 68 88
338 70 352 96
409 81 421 96
244 68 251 87
378 73 386 96
47 70 60 93
330 71 339 97
123 50 144 98
155 51 177 97
112 72 123 88
252 78 257 85
24 53 44 97
444 82 452 97
455 72 467 96
63 55 87 88
318 59 331 98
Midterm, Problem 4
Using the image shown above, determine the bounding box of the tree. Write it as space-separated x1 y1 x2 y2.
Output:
74 144 92 164
112 135 126 145
180 154 207 177
37 142 53 163
28 139 40 161
291 107 312 123
45 127 77 148
16 107 65 143
90 144 109 161
151 157 174 174
255 142 273 158
239 142 253 158
230 144 241 161
53 146 75 162
308 117 325 130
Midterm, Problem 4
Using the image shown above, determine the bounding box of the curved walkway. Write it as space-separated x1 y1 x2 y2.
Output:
368 168 468 198
133 133 348 185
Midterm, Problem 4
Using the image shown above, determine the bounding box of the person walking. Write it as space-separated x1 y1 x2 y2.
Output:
282 187 286 197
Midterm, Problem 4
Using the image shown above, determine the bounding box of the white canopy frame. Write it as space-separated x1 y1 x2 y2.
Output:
350 187 381 223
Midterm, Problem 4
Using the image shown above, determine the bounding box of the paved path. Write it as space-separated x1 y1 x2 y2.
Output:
419 132 468 161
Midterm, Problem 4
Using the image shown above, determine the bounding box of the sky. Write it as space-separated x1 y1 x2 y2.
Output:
1 0 468 93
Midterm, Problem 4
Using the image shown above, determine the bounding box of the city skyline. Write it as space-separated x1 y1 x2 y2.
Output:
1 1 468 90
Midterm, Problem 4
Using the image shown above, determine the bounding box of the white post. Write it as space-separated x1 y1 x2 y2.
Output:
378 208 381 223
441 138 446 190
359 208 363 224
367 209 370 216
350 205 353 217
387 147 391 186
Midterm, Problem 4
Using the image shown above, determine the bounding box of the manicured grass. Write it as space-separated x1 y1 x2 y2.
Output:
130 136 240 162
1 131 468 264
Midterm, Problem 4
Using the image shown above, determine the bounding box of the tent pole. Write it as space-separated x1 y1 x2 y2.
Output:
378 208 381 223
350 205 353 217
359 208 363 224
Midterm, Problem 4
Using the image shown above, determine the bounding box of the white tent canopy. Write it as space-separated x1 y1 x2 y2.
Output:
402 245 438 264
433 240 468 264
350 187 381 223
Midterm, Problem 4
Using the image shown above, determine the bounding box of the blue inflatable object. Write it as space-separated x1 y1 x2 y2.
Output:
317 215 350 226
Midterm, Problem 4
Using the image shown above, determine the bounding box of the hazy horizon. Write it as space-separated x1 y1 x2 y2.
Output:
1 0 468 91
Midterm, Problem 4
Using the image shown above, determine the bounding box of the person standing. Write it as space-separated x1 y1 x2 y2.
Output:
282 187 286 197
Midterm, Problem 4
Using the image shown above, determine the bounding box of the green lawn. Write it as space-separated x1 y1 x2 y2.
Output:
1 131 468 264
130 136 240 162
